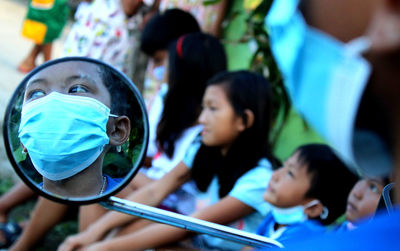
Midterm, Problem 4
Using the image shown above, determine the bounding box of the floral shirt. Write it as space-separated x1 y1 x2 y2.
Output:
62 0 137 73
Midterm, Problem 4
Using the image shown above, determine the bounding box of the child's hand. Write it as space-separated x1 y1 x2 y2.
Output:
83 242 110 251
57 226 104 251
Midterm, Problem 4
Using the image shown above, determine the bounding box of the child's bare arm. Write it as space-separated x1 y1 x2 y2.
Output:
81 196 255 250
58 161 191 251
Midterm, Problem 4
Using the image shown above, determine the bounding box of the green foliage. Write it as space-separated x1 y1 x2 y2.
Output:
0 179 14 196
202 0 222 5
244 0 291 146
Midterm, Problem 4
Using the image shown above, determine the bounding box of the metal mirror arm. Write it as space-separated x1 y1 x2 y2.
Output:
382 183 395 215
101 196 283 249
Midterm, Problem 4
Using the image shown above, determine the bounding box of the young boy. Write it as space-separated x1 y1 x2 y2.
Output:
255 144 358 245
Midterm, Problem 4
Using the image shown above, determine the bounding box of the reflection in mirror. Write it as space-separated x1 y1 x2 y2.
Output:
4 57 148 203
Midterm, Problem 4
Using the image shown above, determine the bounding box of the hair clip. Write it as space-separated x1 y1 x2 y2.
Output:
176 35 186 58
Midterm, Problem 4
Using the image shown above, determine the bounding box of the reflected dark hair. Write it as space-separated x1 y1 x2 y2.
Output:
97 63 145 177
191 71 276 198
98 64 128 115
296 144 359 225
140 9 200 56
156 32 227 158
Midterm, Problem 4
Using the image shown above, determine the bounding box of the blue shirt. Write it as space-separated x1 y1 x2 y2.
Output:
264 209 400 251
104 174 122 193
256 213 326 246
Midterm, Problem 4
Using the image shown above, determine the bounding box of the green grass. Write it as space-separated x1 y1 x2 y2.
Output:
0 179 14 195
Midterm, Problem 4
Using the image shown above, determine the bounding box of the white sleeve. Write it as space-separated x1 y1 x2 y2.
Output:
229 159 273 215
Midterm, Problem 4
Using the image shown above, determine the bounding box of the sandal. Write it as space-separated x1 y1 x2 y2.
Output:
0 222 22 249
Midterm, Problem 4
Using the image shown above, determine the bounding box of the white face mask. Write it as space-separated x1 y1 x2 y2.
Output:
265 0 393 178
271 200 329 225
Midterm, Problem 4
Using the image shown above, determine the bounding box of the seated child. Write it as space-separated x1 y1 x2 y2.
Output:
337 176 390 231
254 144 358 246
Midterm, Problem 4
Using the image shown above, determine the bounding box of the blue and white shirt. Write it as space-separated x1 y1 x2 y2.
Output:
183 137 274 250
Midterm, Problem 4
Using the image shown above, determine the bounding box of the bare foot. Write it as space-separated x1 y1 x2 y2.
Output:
17 61 36 74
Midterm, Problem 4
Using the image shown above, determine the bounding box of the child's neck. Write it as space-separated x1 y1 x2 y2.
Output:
43 157 105 197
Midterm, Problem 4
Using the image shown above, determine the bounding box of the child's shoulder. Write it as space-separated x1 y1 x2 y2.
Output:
257 157 273 170
237 157 273 184
239 157 274 180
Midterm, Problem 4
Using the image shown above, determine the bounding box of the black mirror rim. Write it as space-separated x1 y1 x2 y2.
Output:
2 56 149 205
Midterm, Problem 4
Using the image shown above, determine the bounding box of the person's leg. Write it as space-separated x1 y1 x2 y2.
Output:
0 182 36 223
113 218 153 237
18 44 41 73
8 197 70 251
79 204 109 232
41 43 53 62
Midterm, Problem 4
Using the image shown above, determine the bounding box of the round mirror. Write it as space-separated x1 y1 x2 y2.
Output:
3 57 149 204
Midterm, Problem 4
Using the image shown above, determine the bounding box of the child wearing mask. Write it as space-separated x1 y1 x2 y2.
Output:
253 144 358 246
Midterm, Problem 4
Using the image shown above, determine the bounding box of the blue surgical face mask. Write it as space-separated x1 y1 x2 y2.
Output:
153 66 165 82
18 92 117 181
271 200 328 225
265 0 392 177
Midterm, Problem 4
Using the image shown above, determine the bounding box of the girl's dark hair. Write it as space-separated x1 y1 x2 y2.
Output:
191 71 276 198
296 144 359 225
140 9 200 56
156 32 227 158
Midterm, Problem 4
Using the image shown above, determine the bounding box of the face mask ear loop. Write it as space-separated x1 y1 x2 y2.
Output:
304 199 329 220
304 199 319 209
109 114 119 118
320 206 329 220
345 36 371 56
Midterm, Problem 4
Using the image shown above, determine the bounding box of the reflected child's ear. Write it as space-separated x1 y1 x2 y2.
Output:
108 116 131 146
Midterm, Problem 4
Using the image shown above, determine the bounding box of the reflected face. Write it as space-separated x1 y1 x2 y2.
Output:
301 0 378 42
24 61 111 108
198 85 245 155
263 152 312 208
6 58 149 203
345 178 385 223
